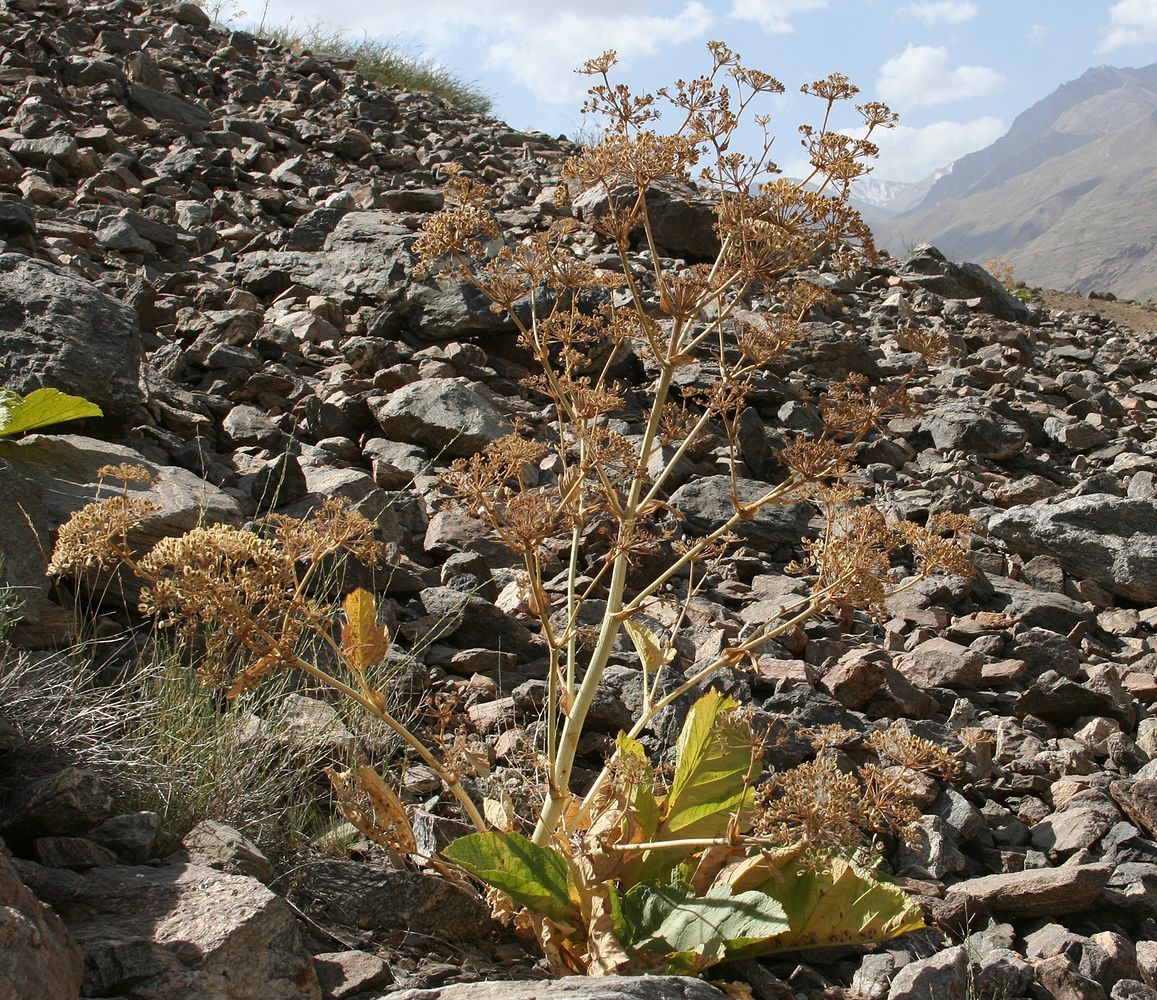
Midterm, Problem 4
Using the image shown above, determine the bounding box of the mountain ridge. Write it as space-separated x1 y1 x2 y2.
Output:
869 62 1157 300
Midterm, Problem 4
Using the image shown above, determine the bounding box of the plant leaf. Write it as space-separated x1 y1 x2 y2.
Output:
664 690 758 840
443 831 577 927
731 856 924 957
327 765 417 853
619 878 789 974
624 617 675 715
340 588 391 673
616 734 659 841
0 387 102 437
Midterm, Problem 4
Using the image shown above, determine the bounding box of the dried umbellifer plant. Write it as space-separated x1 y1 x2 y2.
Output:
50 42 977 979
412 43 975 973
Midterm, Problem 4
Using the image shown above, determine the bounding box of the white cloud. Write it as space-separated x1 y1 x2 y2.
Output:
1028 23 1049 44
260 1 714 105
866 115 1005 182
728 0 829 33
899 1 978 26
1098 0 1157 52
876 45 1006 108
486 4 714 103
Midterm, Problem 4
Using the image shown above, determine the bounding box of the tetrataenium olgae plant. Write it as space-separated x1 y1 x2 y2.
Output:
407 44 975 973
48 43 978 979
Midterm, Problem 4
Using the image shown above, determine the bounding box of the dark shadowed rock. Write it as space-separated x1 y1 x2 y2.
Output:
282 859 492 941
0 850 83 1000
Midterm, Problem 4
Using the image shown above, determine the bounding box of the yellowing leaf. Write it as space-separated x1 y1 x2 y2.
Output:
341 588 390 673
623 617 673 675
326 765 417 853
484 793 516 832
734 856 924 957
0 387 102 437
631 691 759 884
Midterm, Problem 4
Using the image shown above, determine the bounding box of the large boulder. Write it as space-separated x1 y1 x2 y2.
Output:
669 476 813 560
988 495 1157 603
0 253 142 426
16 859 321 1000
572 181 720 262
897 244 1033 323
0 850 83 1000
921 399 1027 460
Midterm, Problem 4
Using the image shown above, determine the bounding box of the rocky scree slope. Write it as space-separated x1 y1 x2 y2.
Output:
4 2 1157 1000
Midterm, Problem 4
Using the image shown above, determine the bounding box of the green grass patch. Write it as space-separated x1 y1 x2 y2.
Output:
265 22 492 115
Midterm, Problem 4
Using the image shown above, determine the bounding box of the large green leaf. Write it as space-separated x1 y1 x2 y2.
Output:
0 387 103 437
663 689 758 840
731 856 924 957
631 690 758 884
618 878 789 974
443 831 577 926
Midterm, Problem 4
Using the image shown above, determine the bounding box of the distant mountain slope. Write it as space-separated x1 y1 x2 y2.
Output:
872 64 1157 301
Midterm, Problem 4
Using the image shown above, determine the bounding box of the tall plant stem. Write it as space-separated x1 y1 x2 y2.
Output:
532 363 677 846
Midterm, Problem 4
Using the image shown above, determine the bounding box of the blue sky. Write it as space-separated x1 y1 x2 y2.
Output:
251 0 1157 183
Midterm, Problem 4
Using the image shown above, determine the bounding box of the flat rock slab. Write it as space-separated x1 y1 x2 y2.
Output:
15 860 320 999
988 494 1157 603
945 863 1111 918
0 252 141 425
389 976 731 1000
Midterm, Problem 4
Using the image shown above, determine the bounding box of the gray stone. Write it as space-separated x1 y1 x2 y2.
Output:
313 949 393 999
886 945 969 1000
1031 803 1119 856
946 862 1111 917
127 83 212 132
668 476 812 558
389 976 731 1000
1111 780 1157 840
371 378 510 458
0 253 141 425
182 820 274 884
0 435 243 609
975 949 1034 1000
35 836 119 870
88 811 159 864
895 637 983 689
922 399 1026 459
2 766 111 839
283 859 493 942
20 859 320 999
0 850 83 1000
897 244 1032 322
989 495 1157 603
